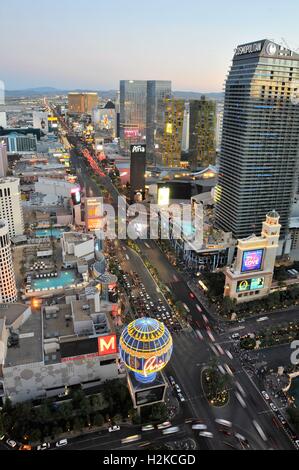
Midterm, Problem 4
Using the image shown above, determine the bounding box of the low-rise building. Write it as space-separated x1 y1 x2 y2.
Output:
61 232 95 272
0 291 122 404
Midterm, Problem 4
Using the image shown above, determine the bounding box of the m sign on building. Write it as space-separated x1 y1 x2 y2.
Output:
98 334 118 356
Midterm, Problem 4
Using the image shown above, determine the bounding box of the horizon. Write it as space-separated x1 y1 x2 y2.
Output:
2 0 299 91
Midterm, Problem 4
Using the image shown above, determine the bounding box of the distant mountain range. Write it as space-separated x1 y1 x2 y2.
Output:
6 87 224 101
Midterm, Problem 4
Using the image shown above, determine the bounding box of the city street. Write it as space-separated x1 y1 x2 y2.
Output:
63 130 296 450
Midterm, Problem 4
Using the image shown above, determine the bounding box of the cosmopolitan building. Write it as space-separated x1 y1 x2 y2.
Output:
215 40 299 243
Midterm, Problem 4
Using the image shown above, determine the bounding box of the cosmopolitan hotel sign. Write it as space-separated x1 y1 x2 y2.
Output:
235 42 262 56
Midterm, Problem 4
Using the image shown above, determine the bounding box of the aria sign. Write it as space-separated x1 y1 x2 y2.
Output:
131 144 146 154
235 42 262 56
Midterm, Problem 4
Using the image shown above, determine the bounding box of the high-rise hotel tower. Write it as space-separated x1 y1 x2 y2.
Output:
0 220 17 303
215 40 299 241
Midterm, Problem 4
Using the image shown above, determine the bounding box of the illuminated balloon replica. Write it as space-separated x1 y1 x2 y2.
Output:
119 318 173 383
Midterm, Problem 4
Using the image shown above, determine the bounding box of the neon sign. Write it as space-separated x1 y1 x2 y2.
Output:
125 129 139 138
241 249 263 273
143 356 166 376
237 277 264 293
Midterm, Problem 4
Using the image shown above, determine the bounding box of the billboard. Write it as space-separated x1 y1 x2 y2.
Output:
60 337 98 361
157 182 192 200
85 197 103 230
60 334 118 362
236 277 265 293
48 116 58 132
71 188 81 206
98 334 118 356
241 249 263 273
125 128 139 139
158 187 170 206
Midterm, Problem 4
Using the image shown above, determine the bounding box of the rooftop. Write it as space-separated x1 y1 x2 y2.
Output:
43 303 74 340
4 310 43 367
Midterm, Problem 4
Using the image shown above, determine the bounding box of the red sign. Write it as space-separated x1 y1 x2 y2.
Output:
98 334 118 356
61 352 99 363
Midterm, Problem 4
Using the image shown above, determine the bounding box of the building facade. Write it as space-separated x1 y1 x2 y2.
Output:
146 80 172 163
0 177 24 237
189 97 216 170
224 211 281 303
160 98 185 167
3 133 37 154
68 92 98 115
0 220 17 303
0 142 8 177
215 40 299 241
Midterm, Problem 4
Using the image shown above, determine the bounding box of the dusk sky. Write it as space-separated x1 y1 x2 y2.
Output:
1 0 299 92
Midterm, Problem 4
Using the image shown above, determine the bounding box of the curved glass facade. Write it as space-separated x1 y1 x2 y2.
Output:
215 40 299 240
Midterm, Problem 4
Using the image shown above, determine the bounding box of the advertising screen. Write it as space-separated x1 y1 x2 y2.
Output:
241 249 264 273
85 197 103 230
60 337 98 361
135 385 165 406
158 187 170 206
236 277 264 293
71 188 81 206
125 128 139 139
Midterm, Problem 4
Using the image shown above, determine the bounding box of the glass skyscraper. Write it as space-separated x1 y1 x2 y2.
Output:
215 39 299 240
119 80 148 155
146 80 172 164
189 97 216 170
119 80 171 159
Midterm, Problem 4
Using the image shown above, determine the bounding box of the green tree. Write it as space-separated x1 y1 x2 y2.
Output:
93 413 104 427
149 403 168 423
112 414 122 425
58 402 73 422
28 428 42 444
73 417 84 432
